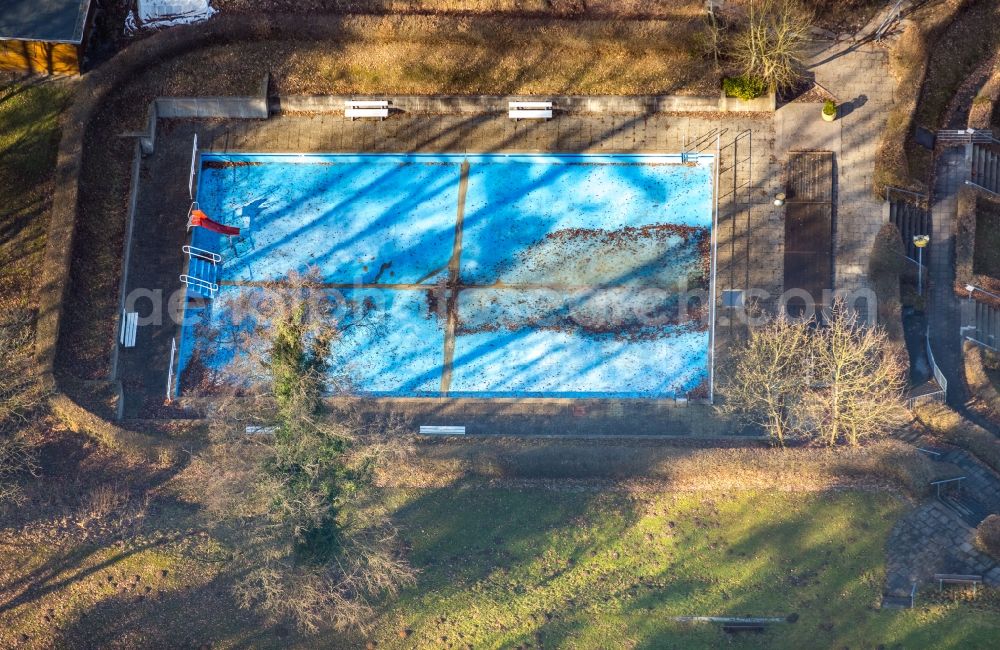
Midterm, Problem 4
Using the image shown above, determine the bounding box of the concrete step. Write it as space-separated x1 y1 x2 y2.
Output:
889 198 931 259
972 145 1000 194
881 593 913 609
939 494 990 528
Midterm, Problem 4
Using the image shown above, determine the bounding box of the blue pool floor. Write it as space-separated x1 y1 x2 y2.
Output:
178 153 715 398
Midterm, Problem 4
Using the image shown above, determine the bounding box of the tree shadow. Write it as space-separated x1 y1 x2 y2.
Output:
53 573 287 649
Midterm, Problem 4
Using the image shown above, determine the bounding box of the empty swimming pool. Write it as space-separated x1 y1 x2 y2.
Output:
177 152 716 398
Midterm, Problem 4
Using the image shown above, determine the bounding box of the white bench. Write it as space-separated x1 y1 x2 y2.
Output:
934 573 983 595
509 101 553 121
345 100 389 121
419 425 466 435
120 310 138 348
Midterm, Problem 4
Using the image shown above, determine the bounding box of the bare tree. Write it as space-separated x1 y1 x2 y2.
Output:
732 0 812 91
185 270 414 633
697 5 727 70
802 306 909 446
721 302 908 447
719 313 812 445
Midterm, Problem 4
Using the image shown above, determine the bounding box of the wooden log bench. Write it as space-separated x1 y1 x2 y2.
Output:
933 574 982 595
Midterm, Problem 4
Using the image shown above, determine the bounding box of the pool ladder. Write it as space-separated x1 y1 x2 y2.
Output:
180 246 222 298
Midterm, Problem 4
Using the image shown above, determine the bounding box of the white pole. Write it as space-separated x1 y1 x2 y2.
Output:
708 133 721 404
188 133 198 199
917 246 923 296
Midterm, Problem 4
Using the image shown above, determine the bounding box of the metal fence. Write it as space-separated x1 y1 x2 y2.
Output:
927 326 948 398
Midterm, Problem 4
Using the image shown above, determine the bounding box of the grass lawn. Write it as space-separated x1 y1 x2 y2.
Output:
369 488 998 649
0 79 70 332
974 196 1000 279
3 434 998 648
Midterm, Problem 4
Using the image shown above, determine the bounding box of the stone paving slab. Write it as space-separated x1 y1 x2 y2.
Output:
776 42 895 297
883 445 1000 600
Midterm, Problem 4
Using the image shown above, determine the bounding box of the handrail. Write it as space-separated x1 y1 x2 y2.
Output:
186 201 200 230
183 245 222 263
180 274 219 296
166 338 177 402
964 334 999 352
873 0 904 40
885 185 927 202
965 284 1000 301
929 476 966 485
931 476 966 499
965 180 1000 197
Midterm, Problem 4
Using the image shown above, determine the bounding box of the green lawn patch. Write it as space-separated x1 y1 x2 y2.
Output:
5 466 999 647
0 79 70 330
369 488 1000 648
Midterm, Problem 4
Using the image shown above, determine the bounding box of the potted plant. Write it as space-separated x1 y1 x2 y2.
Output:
822 100 837 122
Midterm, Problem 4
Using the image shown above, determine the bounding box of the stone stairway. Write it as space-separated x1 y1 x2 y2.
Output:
939 447 1000 517
888 195 931 260
940 492 993 528
882 443 1000 606
971 143 1000 195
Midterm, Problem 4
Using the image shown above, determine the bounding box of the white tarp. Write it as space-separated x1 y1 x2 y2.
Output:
126 0 216 33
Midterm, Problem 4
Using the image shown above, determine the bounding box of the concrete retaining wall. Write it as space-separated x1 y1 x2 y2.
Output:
160 76 269 121
275 90 775 115
126 83 771 156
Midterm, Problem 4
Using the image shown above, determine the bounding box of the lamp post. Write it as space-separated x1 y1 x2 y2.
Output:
913 235 930 296
966 283 1000 301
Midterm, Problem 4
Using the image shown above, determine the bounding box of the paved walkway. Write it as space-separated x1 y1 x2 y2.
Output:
928 146 972 404
882 145 1000 604
775 41 894 296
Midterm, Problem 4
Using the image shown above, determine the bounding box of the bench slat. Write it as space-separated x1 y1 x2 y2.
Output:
722 624 765 633
121 311 139 348
419 425 466 435
345 100 389 108
509 101 553 109
345 108 389 119
509 109 553 120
